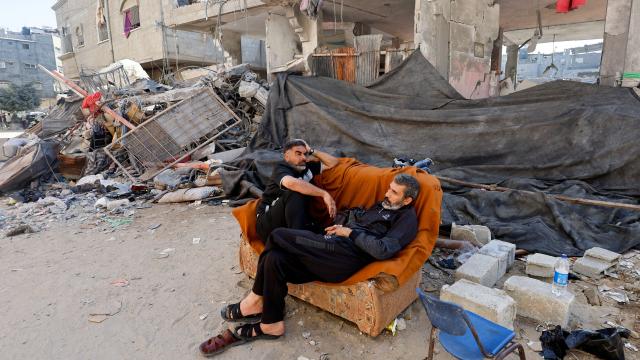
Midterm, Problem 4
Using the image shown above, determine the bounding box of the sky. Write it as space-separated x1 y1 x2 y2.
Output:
533 39 603 54
0 0 57 32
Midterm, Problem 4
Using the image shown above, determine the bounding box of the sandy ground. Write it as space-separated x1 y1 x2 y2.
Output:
1 202 639 359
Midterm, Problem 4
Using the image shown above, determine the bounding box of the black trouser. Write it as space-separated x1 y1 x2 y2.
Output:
252 228 369 324
256 190 313 242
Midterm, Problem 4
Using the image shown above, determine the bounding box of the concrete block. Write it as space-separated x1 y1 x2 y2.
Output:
573 256 614 278
584 247 620 263
456 253 501 287
479 240 516 275
503 276 575 327
441 279 516 329
526 253 558 278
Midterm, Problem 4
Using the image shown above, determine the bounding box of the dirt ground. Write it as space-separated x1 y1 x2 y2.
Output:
1 202 639 359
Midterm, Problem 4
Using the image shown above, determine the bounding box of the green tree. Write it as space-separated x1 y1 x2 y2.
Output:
0 83 41 112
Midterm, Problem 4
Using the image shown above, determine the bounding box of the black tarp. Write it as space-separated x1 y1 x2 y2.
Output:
223 51 640 256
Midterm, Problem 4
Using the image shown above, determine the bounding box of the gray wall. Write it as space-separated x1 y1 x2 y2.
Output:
0 31 57 98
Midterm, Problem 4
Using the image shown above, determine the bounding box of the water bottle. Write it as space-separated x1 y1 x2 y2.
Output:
552 254 570 296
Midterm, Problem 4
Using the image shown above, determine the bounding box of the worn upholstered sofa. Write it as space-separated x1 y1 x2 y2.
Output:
232 158 442 336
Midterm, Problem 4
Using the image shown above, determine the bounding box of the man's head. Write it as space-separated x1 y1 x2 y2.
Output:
383 174 420 210
283 139 309 171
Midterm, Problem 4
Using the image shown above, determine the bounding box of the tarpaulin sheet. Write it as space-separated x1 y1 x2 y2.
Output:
223 50 640 256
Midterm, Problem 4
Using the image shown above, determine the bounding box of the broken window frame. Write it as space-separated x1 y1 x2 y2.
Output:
75 24 85 47
23 63 37 70
21 43 30 50
122 1 141 37
96 0 110 42
0 61 6 69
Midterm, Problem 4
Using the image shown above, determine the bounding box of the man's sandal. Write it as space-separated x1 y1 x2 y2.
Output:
199 329 245 357
220 302 261 323
198 323 281 357
234 323 282 342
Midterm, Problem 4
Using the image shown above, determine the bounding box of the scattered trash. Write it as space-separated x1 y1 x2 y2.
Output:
625 342 638 351
302 331 311 339
148 223 161 230
527 340 543 352
5 224 35 237
110 279 129 287
601 290 630 304
199 313 208 320
385 318 398 336
192 237 201 245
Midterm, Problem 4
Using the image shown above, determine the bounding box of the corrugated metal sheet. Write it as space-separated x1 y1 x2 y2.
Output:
41 99 83 137
311 47 356 83
354 34 382 86
106 88 241 181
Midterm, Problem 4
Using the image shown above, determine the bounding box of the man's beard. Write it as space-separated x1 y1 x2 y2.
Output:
292 164 306 172
382 197 404 210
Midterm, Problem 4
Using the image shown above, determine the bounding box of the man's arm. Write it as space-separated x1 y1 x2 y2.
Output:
327 211 418 260
281 176 337 217
309 149 339 172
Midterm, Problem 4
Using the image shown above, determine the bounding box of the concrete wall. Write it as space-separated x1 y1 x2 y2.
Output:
52 0 230 80
165 29 226 64
0 32 57 98
414 0 500 99
265 12 300 73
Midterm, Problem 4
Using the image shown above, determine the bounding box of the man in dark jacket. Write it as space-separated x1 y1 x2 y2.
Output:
200 174 420 355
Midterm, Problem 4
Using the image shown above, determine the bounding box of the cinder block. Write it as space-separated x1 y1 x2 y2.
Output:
573 256 614 278
503 276 575 327
584 247 620 263
479 240 516 275
456 253 502 287
526 253 558 278
441 279 517 329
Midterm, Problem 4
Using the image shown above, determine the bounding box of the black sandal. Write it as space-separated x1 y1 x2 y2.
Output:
220 302 262 323
234 323 282 342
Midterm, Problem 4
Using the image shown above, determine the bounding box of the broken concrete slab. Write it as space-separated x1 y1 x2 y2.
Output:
450 223 491 246
503 276 575 327
584 247 621 263
441 279 516 329
526 253 559 278
479 240 516 274
455 253 501 287
573 256 615 278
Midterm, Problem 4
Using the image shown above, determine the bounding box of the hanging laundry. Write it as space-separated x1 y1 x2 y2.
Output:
557 0 587 13
123 9 133 38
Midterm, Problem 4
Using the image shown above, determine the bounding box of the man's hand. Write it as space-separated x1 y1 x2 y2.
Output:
325 224 352 237
322 192 337 218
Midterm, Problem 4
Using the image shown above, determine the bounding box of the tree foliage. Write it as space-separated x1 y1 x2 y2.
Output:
0 83 42 112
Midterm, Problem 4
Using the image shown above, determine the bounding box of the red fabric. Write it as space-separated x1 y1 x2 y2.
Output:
556 0 570 12
231 158 443 286
81 92 102 114
571 0 586 9
557 0 586 12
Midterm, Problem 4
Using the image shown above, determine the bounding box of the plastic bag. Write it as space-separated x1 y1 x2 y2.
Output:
540 325 630 360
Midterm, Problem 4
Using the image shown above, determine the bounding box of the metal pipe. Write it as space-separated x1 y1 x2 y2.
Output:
38 65 136 130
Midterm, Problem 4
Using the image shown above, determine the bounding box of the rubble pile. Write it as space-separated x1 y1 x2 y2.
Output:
0 60 268 235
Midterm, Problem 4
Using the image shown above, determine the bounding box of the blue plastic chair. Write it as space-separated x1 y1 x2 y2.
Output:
416 288 526 360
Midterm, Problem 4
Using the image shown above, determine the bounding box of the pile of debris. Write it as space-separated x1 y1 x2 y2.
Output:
0 60 268 236
420 224 640 358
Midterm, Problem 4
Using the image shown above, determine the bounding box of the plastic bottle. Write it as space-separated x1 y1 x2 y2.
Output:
552 254 570 296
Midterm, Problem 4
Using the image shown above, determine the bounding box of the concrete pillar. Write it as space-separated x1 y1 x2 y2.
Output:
414 0 500 98
600 0 640 87
286 5 322 71
221 30 242 66
504 44 519 90
265 12 300 76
